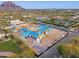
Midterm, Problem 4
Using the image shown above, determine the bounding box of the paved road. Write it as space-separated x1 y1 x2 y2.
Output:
39 31 79 58
0 51 16 57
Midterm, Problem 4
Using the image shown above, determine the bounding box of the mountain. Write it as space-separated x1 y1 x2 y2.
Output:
0 1 25 11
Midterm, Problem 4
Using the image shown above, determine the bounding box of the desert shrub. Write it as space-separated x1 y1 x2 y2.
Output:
20 49 35 58
58 36 79 58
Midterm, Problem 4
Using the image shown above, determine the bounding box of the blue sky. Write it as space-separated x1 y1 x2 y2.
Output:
0 1 79 9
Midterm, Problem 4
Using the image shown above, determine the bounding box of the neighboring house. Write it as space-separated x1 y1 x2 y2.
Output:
72 15 79 19
37 16 50 20
0 32 5 39
70 27 79 32
22 15 28 18
10 20 24 27
70 23 79 32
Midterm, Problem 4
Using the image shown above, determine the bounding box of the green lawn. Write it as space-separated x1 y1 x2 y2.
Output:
0 40 21 53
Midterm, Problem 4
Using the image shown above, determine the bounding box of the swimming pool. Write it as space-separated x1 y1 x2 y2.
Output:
19 24 52 39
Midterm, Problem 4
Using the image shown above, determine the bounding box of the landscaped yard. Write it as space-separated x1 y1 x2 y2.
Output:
0 40 21 53
0 37 36 58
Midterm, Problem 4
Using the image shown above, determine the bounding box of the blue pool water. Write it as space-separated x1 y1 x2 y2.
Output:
20 28 39 39
20 24 52 39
